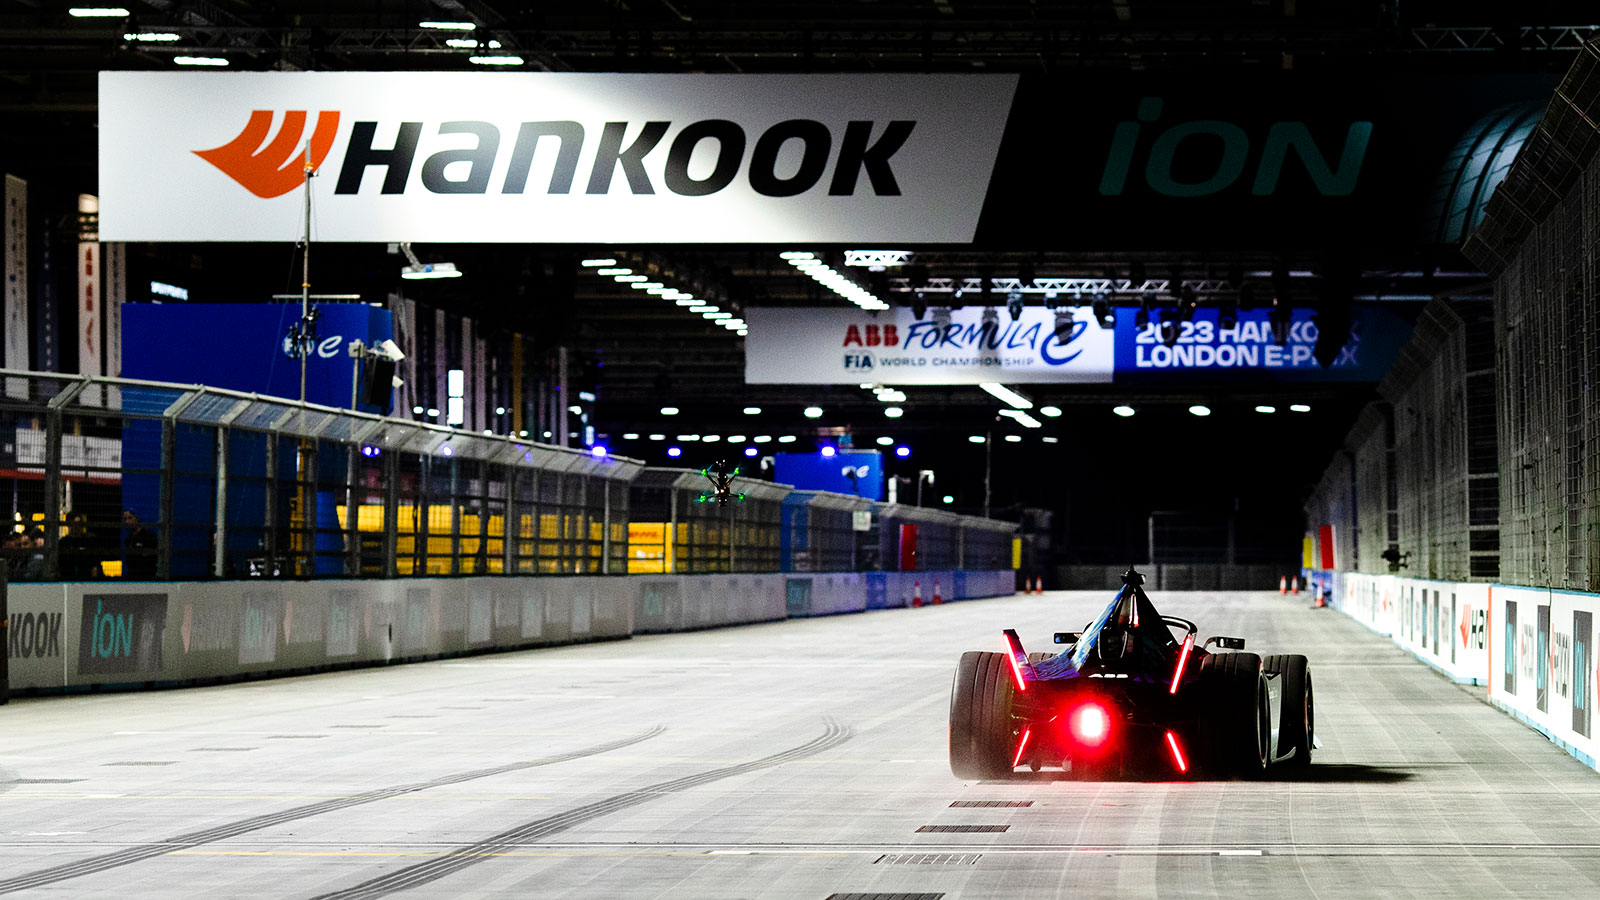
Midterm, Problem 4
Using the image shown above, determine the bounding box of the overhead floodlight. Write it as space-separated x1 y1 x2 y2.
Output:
1039 405 1062 417
581 258 616 267
804 406 823 418
1188 405 1212 417
595 268 632 276
896 446 911 457
703 435 721 443
1255 405 1277 413
420 20 476 29
998 409 1042 428
124 32 179 41
689 304 716 313
876 436 894 445
1290 404 1312 412
470 55 524 65
649 433 666 440
736 329 748 336
174 56 228 66
70 7 130 16
743 407 761 415
942 494 954 504
400 242 461 279
968 435 987 444
778 435 797 443
622 432 640 439
979 382 1033 410
728 435 747 442
660 406 680 415
1042 436 1059 444
754 435 772 443
820 446 837 458
401 261 460 279
667 446 682 458
884 407 904 418
445 38 480 48
1005 435 1023 442
630 281 663 289
1112 405 1136 417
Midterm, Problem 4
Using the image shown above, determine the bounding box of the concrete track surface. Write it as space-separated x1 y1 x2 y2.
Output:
3 590 1598 900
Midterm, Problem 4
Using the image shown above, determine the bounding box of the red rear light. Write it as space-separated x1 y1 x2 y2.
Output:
1012 728 1032 769
1164 730 1188 773
1169 633 1195 695
1002 630 1028 692
1068 702 1111 747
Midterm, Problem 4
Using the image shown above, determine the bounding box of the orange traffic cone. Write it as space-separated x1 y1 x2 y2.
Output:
912 579 923 607
1035 578 1044 594
1279 576 1287 595
933 577 943 604
1290 577 1300 595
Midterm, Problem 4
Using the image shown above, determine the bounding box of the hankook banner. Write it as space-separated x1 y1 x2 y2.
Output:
97 71 1017 243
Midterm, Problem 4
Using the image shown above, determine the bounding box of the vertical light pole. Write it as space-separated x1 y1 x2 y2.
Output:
300 142 312 404
983 431 992 518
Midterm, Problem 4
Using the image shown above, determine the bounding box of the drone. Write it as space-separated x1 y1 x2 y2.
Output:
695 460 745 505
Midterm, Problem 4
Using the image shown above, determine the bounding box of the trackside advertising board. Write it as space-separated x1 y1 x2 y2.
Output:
97 71 1016 243
744 305 1406 384
1330 571 1600 772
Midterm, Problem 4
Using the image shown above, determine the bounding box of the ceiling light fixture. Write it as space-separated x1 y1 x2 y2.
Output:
998 409 1042 428
876 436 894 446
803 406 823 418
884 407 904 418
1289 404 1312 412
743 407 761 415
780 251 890 311
469 55 524 66
1038 405 1062 417
1255 405 1277 413
1188 405 1212 417
173 56 228 66
1112 405 1136 417
70 7 130 16
968 435 987 444
124 31 179 41
420 20 476 29
660 406 680 415
979 382 1033 410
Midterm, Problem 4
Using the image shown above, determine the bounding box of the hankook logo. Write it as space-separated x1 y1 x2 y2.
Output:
195 110 341 199
197 114 916 200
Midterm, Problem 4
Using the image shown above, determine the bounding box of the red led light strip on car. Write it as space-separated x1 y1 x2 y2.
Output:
1164 730 1188 773
1002 629 1028 692
1012 728 1033 769
1168 632 1194 695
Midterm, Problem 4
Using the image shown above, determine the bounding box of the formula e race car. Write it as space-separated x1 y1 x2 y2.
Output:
949 567 1314 779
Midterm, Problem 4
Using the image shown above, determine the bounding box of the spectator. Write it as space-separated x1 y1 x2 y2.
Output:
59 511 99 579
123 508 157 579
19 527 45 581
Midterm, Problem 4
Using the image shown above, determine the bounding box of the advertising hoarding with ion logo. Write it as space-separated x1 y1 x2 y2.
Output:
97 71 1016 244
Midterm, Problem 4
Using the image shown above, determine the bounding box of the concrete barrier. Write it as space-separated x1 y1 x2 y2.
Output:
8 569 1017 693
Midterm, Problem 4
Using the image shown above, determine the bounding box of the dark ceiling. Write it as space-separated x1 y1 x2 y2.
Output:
0 0 1589 557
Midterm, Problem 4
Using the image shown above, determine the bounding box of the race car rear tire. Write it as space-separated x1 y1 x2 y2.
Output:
1026 651 1054 664
949 651 1016 779
1197 651 1269 777
1263 654 1313 767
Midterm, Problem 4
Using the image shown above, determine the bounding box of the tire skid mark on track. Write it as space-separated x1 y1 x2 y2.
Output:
0 727 666 896
306 719 854 900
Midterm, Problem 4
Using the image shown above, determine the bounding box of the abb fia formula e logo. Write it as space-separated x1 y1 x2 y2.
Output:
194 110 341 199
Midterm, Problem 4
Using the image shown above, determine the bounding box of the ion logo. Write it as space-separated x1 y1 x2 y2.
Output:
77 594 168 676
1099 97 1372 198
195 110 342 199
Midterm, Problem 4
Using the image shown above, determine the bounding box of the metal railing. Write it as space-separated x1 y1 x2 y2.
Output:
0 370 642 581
